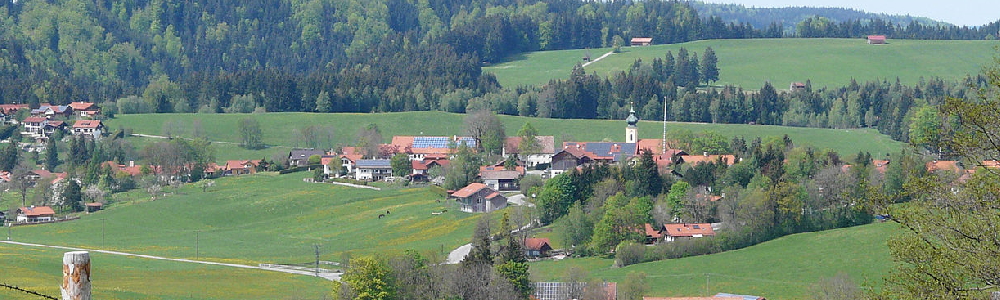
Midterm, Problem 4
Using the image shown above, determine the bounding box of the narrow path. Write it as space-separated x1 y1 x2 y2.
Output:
581 51 614 68
1 240 341 281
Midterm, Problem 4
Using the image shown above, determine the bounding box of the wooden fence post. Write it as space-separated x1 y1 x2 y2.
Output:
61 251 91 300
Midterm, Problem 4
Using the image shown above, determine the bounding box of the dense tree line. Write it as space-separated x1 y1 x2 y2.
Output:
690 2 951 33
2 0 994 117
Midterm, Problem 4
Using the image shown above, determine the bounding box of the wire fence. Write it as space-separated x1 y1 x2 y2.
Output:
0 282 58 300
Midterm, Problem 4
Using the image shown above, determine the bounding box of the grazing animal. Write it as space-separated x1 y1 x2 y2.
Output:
378 214 385 219
387 210 390 215
441 209 447 213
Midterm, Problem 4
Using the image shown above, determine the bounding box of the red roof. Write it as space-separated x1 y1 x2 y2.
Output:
982 160 1000 169
0 104 28 114
926 160 961 173
868 35 886 41
85 202 103 207
19 206 55 216
662 223 715 237
631 37 653 43
320 156 336 166
645 223 663 239
226 160 260 170
73 120 103 129
680 155 736 166
643 297 742 300
24 116 47 123
451 183 490 198
522 238 552 251
68 102 97 111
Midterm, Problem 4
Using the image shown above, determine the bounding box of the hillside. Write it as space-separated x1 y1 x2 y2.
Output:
486 38 998 89
529 222 899 299
104 111 906 161
689 1 948 30
5 172 480 264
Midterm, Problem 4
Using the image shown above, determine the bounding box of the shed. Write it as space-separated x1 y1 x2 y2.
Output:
867 35 886 44
630 37 653 46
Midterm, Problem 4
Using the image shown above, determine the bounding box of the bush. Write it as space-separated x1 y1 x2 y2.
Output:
117 96 154 114
614 241 645 267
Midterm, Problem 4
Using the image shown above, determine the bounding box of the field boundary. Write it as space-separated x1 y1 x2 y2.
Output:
1 240 342 281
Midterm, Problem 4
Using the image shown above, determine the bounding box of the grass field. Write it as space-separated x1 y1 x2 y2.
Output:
5 172 480 264
0 243 330 300
105 111 905 161
529 222 899 300
485 38 998 89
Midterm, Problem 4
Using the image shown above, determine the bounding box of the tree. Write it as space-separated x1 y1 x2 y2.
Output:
356 124 383 159
536 173 576 224
619 272 648 300
44 137 58 171
444 144 481 190
63 180 83 212
907 105 942 154
464 214 494 267
338 256 396 300
700 46 719 84
390 153 412 178
315 90 332 112
872 58 1000 299
238 117 264 150
465 110 506 155
665 181 691 218
611 35 624 53
811 272 859 300
0 142 19 171
516 122 541 156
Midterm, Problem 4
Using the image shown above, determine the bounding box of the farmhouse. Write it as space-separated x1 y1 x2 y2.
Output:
790 82 806 90
72 120 104 139
85 202 103 213
354 159 392 181
450 183 506 213
630 37 653 46
523 237 553 258
644 223 664 244
225 160 260 176
288 149 325 167
867 35 887 44
480 165 524 191
0 104 28 124
16 206 55 223
661 223 716 242
30 104 73 118
411 158 449 181
926 160 961 173
68 102 100 118
391 135 476 161
502 136 556 167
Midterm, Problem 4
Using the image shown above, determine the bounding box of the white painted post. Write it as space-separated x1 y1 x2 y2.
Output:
61 251 91 300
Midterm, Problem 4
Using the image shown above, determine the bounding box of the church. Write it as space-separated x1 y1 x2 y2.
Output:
549 106 666 177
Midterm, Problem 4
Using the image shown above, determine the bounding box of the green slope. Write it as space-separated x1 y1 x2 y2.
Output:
6 172 477 264
0 243 330 300
529 222 898 300
485 38 998 89
105 112 905 161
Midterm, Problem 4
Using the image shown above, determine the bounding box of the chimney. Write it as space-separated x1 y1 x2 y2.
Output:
129 161 135 167
703 152 708 156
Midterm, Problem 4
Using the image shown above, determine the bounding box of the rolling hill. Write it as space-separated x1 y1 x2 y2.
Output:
105 111 906 162
485 38 997 89
529 222 899 300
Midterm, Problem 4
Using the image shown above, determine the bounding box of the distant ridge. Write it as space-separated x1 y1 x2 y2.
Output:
688 1 949 32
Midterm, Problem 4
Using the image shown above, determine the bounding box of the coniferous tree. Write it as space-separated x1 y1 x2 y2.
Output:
701 47 719 84
45 137 59 171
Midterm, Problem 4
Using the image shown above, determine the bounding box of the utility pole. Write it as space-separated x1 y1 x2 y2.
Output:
195 231 200 260
662 95 668 154
314 244 321 277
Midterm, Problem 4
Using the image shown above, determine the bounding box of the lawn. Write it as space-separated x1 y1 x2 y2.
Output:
105 111 905 161
6 172 481 264
485 38 998 89
0 243 331 300
529 222 899 300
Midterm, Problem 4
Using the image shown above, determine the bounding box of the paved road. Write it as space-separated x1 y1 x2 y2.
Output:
506 194 534 207
445 243 473 264
1 240 342 281
582 51 613 68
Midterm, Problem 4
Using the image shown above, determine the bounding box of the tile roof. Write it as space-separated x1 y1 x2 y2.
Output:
645 223 663 239
643 297 743 300
926 160 961 173
68 102 97 111
451 183 490 198
679 155 736 166
289 149 325 160
662 223 716 237
23 116 47 123
481 170 522 180
523 238 552 251
225 160 259 170
73 120 103 129
504 136 556 154
19 206 55 216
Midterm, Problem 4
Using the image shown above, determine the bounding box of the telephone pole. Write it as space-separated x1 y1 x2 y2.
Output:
314 244 321 277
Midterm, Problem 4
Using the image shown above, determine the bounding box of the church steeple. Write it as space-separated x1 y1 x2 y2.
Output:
625 103 638 143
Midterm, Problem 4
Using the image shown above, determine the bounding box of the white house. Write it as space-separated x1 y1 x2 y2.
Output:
354 159 392 181
72 120 104 139
502 136 556 167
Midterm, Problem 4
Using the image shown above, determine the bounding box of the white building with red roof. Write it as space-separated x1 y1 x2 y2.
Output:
72 120 104 139
17 206 56 223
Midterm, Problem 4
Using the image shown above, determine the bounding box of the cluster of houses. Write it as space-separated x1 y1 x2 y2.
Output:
2 102 106 146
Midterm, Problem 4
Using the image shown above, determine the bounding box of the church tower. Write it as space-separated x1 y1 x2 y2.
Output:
625 104 638 144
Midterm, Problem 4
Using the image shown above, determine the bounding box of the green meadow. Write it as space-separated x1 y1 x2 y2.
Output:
0 243 330 300
485 38 997 89
105 111 905 162
529 222 898 300
6 172 478 264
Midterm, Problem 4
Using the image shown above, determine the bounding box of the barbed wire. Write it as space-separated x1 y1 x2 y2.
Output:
0 282 59 300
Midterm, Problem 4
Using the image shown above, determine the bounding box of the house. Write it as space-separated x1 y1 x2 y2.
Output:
480 165 524 191
643 223 664 244
412 159 449 181
321 156 338 177
72 120 104 139
225 160 260 176
391 136 476 161
68 102 100 118
29 169 68 184
790 82 806 91
502 136 556 167
288 149 326 167
354 159 392 181
30 104 73 118
523 238 553 258
553 107 644 177
534 282 617 300
550 146 596 177
630 37 653 46
713 293 766 300
676 154 737 166
661 223 716 242
16 206 55 223
867 35 887 44
85 202 103 213
0 104 28 124
450 183 507 213
926 160 961 173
